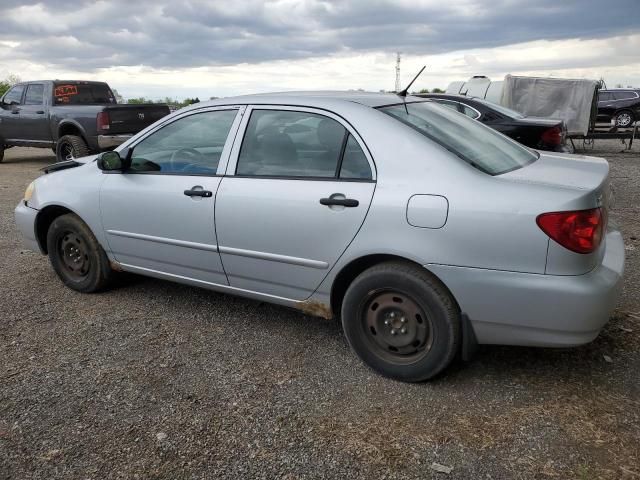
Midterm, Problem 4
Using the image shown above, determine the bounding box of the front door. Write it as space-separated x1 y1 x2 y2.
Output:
100 107 242 285
0 84 26 142
215 107 376 300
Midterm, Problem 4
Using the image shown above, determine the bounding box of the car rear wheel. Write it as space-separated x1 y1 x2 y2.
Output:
341 261 460 382
46 213 114 292
56 135 89 163
614 110 634 128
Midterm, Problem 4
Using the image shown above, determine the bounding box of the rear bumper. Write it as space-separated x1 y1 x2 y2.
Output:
14 201 41 253
427 230 625 347
97 134 133 150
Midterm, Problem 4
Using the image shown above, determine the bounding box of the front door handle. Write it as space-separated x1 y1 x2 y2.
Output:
35 110 45 114
184 188 212 198
11 110 19 114
320 197 359 207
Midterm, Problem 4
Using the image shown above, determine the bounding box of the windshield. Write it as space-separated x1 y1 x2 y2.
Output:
378 101 537 175
473 98 525 119
53 83 116 105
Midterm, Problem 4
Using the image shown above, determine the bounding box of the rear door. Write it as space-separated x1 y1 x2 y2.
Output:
19 83 51 143
100 106 243 284
215 106 376 300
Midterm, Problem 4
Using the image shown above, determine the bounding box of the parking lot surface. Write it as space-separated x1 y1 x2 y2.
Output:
1 142 639 479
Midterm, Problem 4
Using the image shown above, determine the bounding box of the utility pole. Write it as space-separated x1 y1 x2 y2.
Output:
395 52 401 93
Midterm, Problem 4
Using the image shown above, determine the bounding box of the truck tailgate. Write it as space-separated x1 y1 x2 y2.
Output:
105 105 170 134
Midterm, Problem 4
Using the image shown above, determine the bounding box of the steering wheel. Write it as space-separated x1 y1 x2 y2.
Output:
169 148 206 171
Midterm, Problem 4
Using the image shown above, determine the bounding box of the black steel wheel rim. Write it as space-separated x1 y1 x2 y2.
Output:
58 231 90 280
360 289 434 364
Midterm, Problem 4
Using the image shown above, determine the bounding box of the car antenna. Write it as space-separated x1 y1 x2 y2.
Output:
397 65 426 97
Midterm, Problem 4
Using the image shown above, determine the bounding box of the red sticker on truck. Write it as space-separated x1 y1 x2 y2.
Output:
54 85 78 97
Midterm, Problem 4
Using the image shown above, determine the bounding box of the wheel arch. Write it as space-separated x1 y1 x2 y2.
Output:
329 254 461 317
57 121 88 143
35 204 79 254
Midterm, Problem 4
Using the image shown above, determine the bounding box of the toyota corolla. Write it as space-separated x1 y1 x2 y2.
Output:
15 92 625 382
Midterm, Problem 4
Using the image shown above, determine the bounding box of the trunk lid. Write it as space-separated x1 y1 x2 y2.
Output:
104 104 170 134
500 151 609 196
501 151 612 275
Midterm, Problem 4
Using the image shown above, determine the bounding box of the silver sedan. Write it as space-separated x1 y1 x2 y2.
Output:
14 92 625 381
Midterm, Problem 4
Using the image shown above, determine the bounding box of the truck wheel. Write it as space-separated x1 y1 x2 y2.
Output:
341 261 460 382
56 135 89 163
46 213 114 293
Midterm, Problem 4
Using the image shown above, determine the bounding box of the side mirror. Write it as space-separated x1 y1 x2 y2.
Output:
97 151 125 171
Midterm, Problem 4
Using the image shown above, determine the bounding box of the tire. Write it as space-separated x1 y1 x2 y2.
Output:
341 261 460 382
614 110 634 128
56 135 89 163
46 213 114 293
0 144 4 163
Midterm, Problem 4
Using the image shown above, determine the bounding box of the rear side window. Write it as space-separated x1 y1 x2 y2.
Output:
24 84 44 105
379 102 537 175
53 83 116 105
613 91 638 100
237 109 371 179
3 85 24 105
129 109 238 174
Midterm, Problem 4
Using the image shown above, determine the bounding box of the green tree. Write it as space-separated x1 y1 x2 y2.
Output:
0 73 21 97
431 88 445 93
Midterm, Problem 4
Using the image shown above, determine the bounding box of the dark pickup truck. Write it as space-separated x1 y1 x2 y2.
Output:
0 80 169 162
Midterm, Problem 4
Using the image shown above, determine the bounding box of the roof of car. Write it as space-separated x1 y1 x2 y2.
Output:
189 91 427 111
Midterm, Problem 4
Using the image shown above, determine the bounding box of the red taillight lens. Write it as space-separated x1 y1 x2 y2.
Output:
96 111 110 131
536 208 604 254
541 125 564 146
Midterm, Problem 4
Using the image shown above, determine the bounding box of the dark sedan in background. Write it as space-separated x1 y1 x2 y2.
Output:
416 93 568 152
597 89 639 128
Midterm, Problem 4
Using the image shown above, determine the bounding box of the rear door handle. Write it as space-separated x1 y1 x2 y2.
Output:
320 197 359 207
184 188 212 197
35 110 45 114
11 110 19 114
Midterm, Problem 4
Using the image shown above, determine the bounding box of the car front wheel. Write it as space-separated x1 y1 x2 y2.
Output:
341 261 460 382
46 213 114 292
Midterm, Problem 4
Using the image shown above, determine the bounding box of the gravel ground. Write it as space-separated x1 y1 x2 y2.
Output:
1 141 639 480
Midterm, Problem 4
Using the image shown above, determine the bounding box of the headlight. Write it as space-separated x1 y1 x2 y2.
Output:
24 181 35 204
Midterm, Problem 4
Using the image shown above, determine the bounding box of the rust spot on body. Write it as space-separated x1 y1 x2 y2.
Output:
297 299 333 319
109 260 123 272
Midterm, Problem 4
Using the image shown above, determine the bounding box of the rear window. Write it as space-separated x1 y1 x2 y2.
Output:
378 101 537 175
53 83 116 105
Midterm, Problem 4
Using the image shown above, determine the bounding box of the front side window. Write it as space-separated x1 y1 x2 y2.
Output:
24 84 44 105
3 85 24 105
379 101 537 175
598 92 613 102
129 109 238 174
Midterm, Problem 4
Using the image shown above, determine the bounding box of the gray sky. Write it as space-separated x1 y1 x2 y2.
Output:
1 0 638 99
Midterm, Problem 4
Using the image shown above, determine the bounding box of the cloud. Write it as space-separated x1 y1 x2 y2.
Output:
0 0 638 70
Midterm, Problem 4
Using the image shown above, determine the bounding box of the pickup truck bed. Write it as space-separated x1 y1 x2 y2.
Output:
0 80 169 162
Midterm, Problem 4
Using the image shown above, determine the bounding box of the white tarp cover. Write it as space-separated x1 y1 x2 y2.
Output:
500 75 598 136
446 81 466 94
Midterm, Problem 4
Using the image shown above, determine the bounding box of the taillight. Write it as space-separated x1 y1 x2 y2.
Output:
96 111 110 131
541 125 564 146
536 208 604 254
